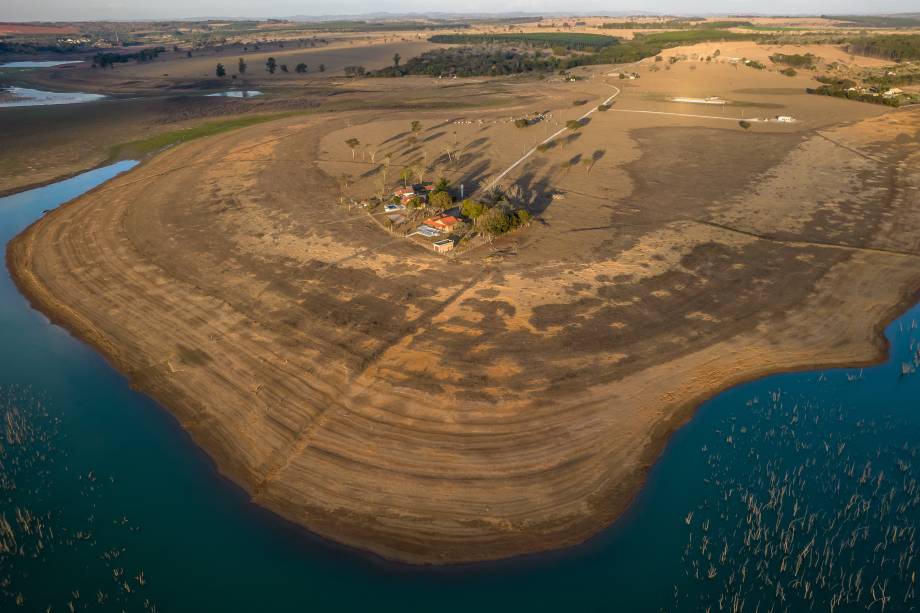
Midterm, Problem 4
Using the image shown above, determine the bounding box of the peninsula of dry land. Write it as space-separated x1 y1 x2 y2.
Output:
7 39 920 563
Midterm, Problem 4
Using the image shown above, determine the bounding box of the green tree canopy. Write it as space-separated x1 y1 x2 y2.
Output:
429 191 452 209
460 199 486 219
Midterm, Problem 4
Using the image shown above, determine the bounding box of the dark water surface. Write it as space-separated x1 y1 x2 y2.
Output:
2 164 919 612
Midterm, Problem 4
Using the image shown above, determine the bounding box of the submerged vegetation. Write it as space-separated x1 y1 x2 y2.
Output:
0 387 154 611
680 373 920 612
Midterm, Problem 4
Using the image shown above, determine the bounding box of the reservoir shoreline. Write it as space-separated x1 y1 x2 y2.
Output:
7 119 920 564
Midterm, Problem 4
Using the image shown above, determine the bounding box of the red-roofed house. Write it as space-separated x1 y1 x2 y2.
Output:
424 215 460 232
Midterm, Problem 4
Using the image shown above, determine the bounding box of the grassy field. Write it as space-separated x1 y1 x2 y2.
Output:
636 29 761 45
107 112 301 159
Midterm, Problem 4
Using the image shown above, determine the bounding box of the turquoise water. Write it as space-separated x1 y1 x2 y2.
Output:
2 164 920 611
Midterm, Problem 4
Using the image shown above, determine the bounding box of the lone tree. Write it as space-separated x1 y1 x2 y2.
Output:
460 199 485 219
238 58 247 74
739 120 752 130
566 119 583 130
393 52 401 68
215 63 226 77
345 137 360 159
280 64 289 73
319 64 325 72
266 57 277 74
295 63 308 74
411 120 422 133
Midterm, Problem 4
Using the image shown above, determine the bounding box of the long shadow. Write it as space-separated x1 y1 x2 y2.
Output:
381 131 409 146
515 163 554 216
359 166 382 179
457 160 491 194
560 132 583 148
424 120 453 132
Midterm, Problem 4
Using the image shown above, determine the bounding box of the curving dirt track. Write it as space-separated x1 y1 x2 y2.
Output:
8 96 920 563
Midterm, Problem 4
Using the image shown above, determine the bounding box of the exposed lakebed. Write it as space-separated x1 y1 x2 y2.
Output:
2 164 920 611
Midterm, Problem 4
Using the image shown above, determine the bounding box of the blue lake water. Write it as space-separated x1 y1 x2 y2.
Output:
0 87 105 108
205 90 263 98
0 61 84 69
2 163 919 611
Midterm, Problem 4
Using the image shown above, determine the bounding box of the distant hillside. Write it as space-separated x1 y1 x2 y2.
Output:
824 14 920 28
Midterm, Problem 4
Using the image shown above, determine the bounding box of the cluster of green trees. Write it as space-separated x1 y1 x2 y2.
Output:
459 199 530 236
865 71 920 87
845 35 920 61
429 32 620 50
1 42 88 54
807 84 903 107
769 53 817 69
570 29 758 68
92 46 166 67
374 47 560 77
375 25 763 78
